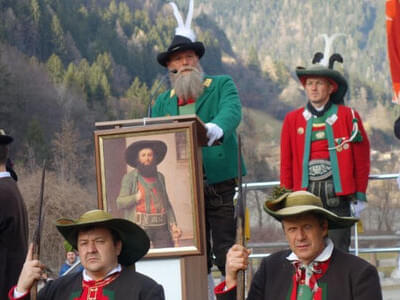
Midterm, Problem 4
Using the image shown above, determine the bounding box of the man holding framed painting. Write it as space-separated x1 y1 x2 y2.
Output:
151 0 246 280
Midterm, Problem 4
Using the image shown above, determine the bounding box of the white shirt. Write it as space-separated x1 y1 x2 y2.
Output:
0 171 11 178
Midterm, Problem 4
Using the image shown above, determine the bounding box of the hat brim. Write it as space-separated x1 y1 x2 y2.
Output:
0 135 13 145
125 140 167 168
157 41 205 67
56 217 150 266
296 66 348 104
264 202 358 229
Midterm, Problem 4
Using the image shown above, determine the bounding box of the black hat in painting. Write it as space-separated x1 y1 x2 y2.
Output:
125 140 167 168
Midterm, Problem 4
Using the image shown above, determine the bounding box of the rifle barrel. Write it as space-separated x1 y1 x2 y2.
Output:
30 161 46 300
235 136 246 300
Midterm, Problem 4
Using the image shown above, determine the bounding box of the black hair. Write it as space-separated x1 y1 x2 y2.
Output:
0 145 8 164
77 225 122 246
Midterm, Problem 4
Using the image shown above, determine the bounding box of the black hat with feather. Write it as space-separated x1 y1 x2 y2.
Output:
157 0 205 67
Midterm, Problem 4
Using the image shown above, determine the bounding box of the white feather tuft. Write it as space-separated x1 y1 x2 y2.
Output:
169 3 184 28
319 33 346 67
169 0 196 42
185 0 194 29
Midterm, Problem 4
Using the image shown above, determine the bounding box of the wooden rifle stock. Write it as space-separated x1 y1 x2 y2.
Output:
30 249 38 300
235 218 245 300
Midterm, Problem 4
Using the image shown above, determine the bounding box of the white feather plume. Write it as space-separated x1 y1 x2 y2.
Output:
169 0 196 42
319 33 346 67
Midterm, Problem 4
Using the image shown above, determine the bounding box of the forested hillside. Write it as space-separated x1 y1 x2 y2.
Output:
0 0 399 271
193 0 400 177
196 0 388 92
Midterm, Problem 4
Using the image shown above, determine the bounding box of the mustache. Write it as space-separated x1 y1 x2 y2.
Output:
170 66 202 80
177 66 200 74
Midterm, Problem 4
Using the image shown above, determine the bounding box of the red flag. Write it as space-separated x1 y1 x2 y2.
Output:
387 0 400 104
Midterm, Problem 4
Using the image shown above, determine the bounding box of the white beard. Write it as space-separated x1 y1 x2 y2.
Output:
170 65 204 101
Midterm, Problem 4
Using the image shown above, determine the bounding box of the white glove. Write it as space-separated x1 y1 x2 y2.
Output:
351 200 366 218
205 123 223 146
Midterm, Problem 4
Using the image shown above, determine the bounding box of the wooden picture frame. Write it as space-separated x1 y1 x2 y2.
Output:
94 119 205 257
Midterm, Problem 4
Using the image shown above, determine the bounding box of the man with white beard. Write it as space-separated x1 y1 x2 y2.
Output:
151 0 246 291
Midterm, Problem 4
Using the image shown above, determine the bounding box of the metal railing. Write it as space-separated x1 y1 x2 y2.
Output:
239 173 399 191
240 173 400 257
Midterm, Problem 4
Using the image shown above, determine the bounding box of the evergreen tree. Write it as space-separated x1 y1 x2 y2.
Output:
51 14 67 60
30 0 41 24
124 76 150 118
46 53 64 84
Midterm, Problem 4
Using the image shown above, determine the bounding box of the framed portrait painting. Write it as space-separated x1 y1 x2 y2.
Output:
94 118 205 257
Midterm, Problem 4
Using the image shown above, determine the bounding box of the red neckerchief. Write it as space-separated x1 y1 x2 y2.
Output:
178 97 195 106
289 259 330 300
76 272 120 300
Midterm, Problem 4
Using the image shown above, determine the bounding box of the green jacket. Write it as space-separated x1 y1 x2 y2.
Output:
152 75 246 184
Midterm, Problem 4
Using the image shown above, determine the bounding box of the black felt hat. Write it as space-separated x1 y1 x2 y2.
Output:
0 129 13 145
157 0 205 67
157 35 205 67
125 140 167 168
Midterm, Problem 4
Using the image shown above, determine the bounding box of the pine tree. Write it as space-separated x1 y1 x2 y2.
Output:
46 53 64 84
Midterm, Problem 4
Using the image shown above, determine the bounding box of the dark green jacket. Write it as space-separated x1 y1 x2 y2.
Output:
152 75 246 184
11 267 165 300
216 248 382 300
0 177 28 300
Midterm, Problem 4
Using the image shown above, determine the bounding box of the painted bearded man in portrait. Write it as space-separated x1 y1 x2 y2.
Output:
116 140 182 248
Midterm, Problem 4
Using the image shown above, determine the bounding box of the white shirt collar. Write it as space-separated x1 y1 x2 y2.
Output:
286 238 334 263
0 171 11 178
82 264 122 281
314 104 325 112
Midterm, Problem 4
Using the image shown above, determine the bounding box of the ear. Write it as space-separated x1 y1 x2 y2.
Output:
328 83 335 95
116 240 122 256
166 59 174 70
322 219 329 237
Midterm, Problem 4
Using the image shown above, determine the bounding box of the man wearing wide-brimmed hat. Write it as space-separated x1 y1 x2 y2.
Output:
152 0 246 279
215 191 382 300
116 140 181 248
9 209 165 300
280 35 370 252
0 129 28 300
